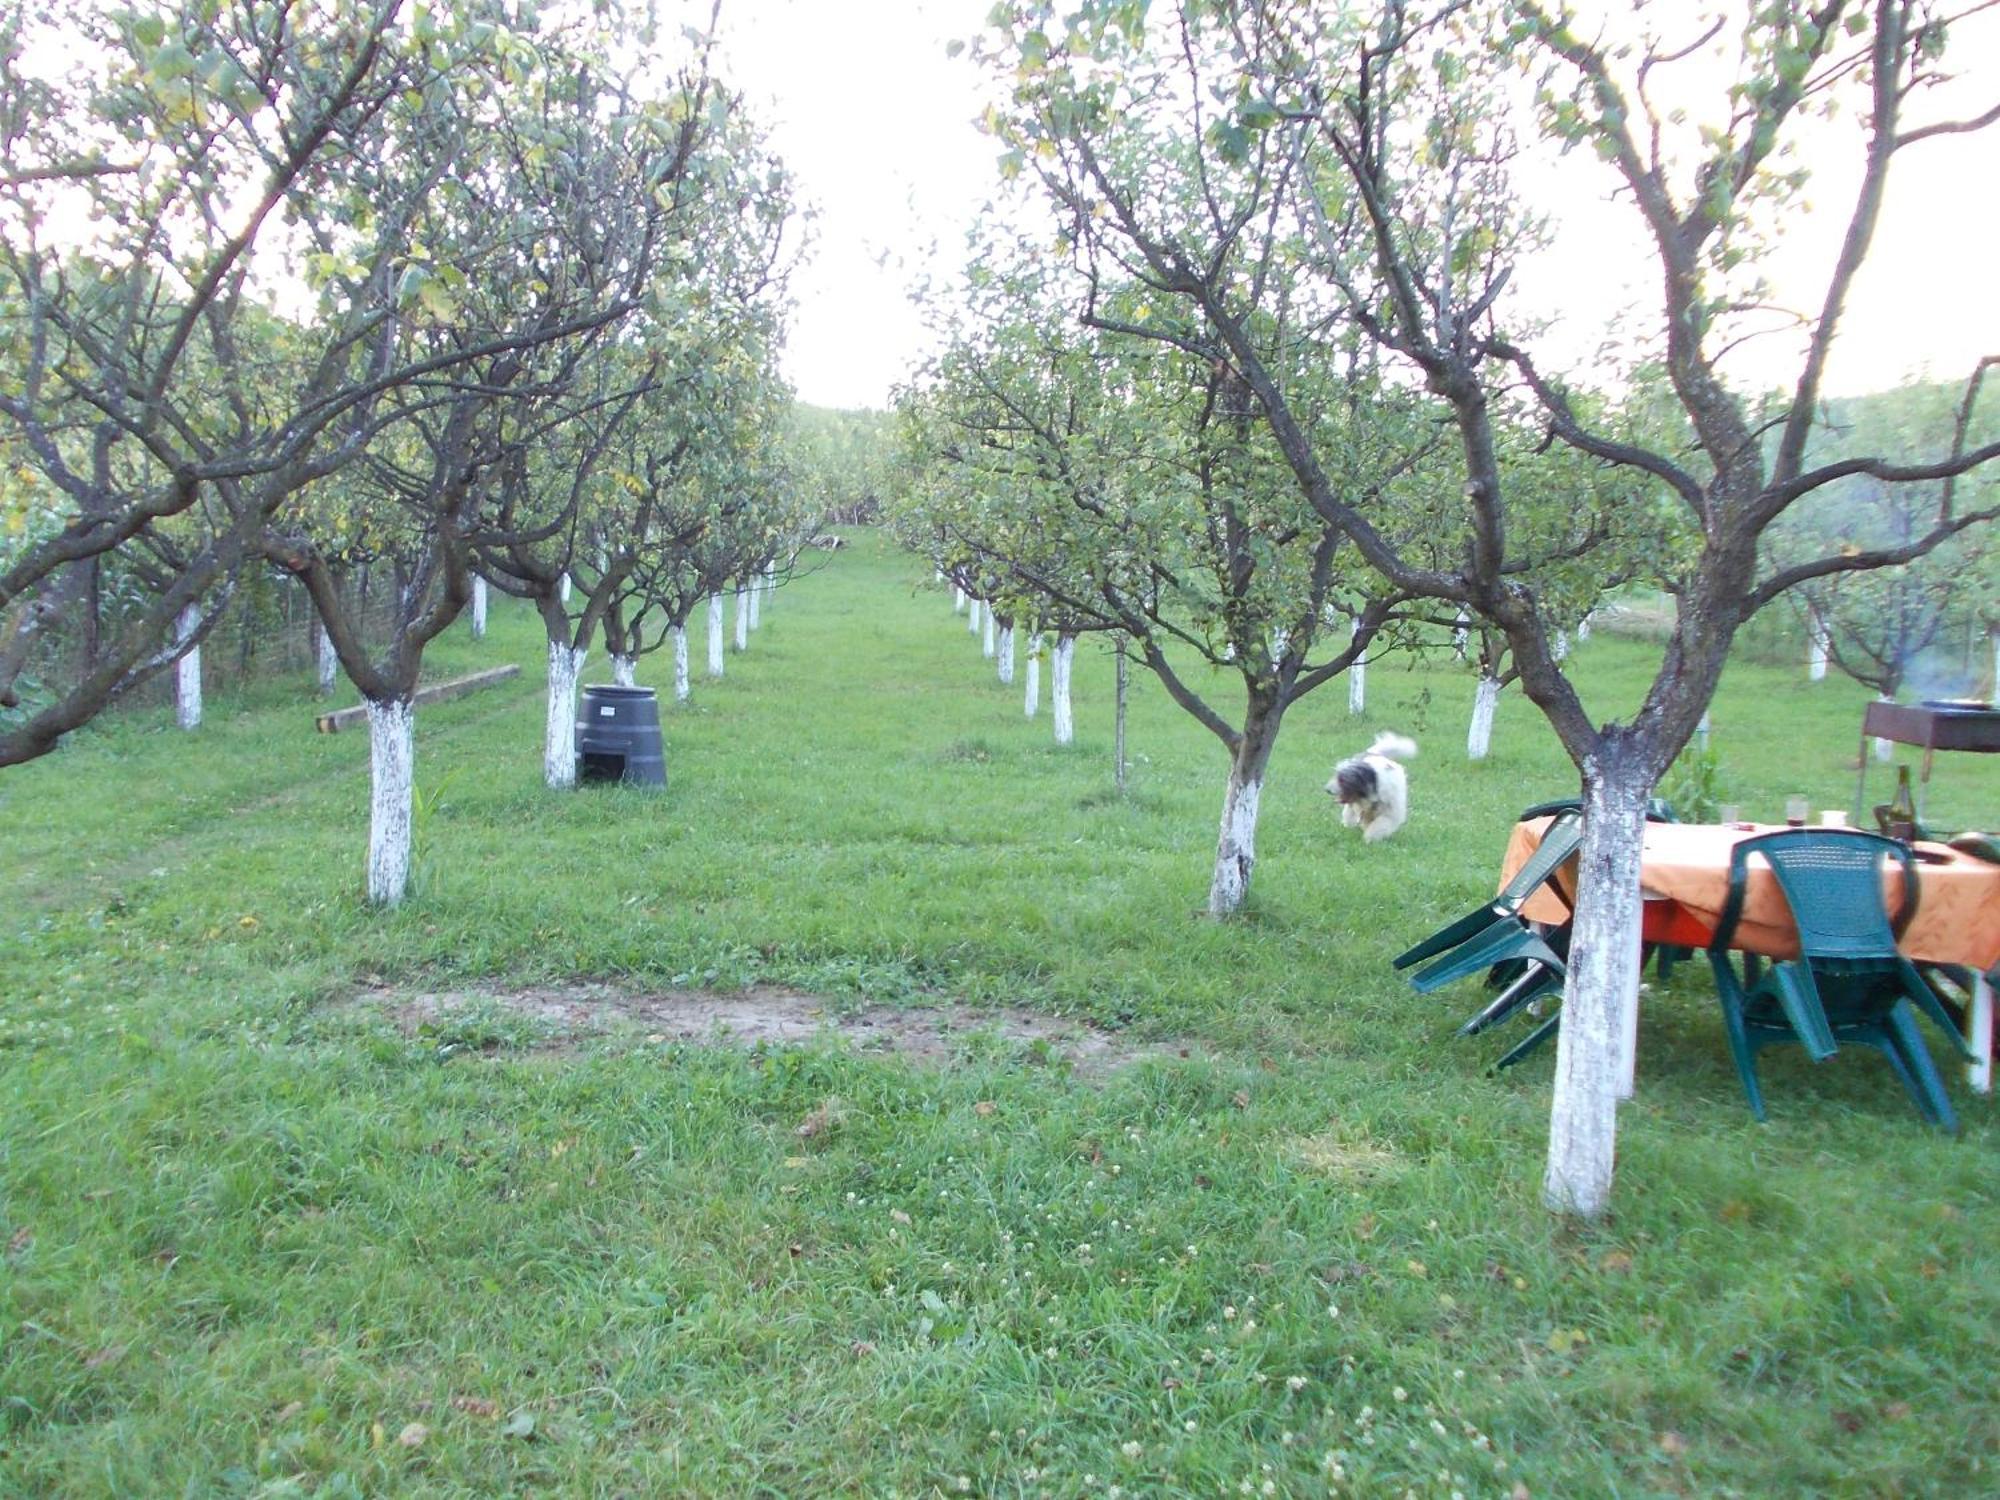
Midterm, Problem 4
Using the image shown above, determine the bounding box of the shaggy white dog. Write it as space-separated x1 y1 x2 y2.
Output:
1327 731 1417 842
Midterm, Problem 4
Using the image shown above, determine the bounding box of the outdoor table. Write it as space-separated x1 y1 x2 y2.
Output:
1498 817 2000 1094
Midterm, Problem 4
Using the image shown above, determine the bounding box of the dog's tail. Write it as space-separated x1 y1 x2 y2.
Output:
1371 731 1418 761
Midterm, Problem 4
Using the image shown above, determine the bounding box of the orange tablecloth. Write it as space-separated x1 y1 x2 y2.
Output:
1499 818 2000 970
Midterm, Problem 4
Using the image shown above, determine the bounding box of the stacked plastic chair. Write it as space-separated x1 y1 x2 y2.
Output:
1392 807 1584 1040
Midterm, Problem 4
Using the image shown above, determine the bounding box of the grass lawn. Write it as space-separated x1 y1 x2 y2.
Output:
2 531 1996 1498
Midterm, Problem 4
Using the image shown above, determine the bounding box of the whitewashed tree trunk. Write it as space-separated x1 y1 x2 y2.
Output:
1576 615 1591 642
544 642 586 789
1544 768 1648 1218
1554 630 1570 662
1452 610 1469 660
982 607 996 659
748 573 763 631
1347 619 1365 715
1207 755 1268 916
559 573 572 605
1269 626 1289 669
953 585 966 613
1025 633 1042 718
365 696 416 907
170 604 201 736
707 593 725 678
314 620 338 698
1052 633 1076 745
733 587 749 652
470 576 488 640
1697 709 1712 751
612 654 637 688
673 626 691 702
1807 613 1830 681
968 598 983 636
1873 693 1894 761
998 624 1015 684
1467 674 1501 760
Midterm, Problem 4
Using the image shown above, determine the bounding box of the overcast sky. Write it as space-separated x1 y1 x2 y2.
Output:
714 0 2000 412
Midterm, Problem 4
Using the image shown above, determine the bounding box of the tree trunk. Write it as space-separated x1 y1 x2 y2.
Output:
1115 639 1128 796
612 653 636 688
733 586 749 652
315 618 338 698
1543 765 1649 1218
1052 633 1076 745
83 558 102 664
560 572 572 605
1452 610 1469 660
1207 728 1276 916
968 597 983 636
1807 612 1829 681
953 585 966 613
982 606 996 659
998 624 1015 685
1873 692 1895 761
1576 615 1592 642
707 593 725 677
471 576 488 640
1025 632 1042 717
748 573 763 631
365 696 416 907
1347 622 1366 714
544 641 585 789
173 604 202 730
1467 673 1500 760
1554 630 1570 663
673 625 691 702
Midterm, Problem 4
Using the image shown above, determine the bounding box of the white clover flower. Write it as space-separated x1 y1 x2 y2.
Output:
1121 1441 1142 1459
1288 1376 1308 1392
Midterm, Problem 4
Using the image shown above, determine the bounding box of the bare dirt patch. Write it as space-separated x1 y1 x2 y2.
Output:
356 979 1182 1077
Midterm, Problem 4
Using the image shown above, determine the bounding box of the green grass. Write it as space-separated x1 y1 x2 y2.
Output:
2 531 1996 1497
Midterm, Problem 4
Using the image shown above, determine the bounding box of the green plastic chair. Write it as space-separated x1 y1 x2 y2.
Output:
1392 809 1583 999
1705 829 1974 1130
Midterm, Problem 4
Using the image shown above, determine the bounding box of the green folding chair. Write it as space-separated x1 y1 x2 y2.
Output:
1705 829 1974 1130
1393 809 1582 1002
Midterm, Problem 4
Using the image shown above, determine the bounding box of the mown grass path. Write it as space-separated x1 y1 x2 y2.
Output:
2 533 1996 1496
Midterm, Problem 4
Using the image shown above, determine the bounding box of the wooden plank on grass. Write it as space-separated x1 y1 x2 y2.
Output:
314 664 520 734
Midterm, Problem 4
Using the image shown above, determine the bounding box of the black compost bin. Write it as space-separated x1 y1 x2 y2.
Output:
575 684 666 788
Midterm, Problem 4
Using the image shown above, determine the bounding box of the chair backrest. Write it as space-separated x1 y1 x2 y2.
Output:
1499 808 1584 910
1719 830 1918 962
1518 796 1679 824
1948 831 1999 865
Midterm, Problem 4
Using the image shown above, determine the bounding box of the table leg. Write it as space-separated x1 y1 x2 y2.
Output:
1970 971 1993 1097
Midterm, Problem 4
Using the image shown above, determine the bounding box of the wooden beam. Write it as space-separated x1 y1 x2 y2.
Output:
314 664 521 734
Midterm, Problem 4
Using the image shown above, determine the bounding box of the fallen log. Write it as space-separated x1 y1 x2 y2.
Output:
314 664 520 734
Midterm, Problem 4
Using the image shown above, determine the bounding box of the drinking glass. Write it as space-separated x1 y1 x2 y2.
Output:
1785 793 1810 827
1820 809 1849 828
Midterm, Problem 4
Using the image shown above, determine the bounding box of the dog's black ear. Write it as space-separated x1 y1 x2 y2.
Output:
1335 762 1376 802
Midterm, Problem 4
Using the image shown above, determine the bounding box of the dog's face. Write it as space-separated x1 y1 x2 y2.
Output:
1329 759 1378 806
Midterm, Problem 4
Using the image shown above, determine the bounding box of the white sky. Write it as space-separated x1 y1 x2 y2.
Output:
714 0 2000 412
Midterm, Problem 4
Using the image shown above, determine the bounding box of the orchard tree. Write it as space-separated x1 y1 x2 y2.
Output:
898 293 1429 914
473 92 795 784
983 0 2000 1214
264 15 738 903
1778 374 1999 719
0 1 592 765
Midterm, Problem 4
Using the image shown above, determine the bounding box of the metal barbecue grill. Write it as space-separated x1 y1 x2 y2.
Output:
1856 699 2000 823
